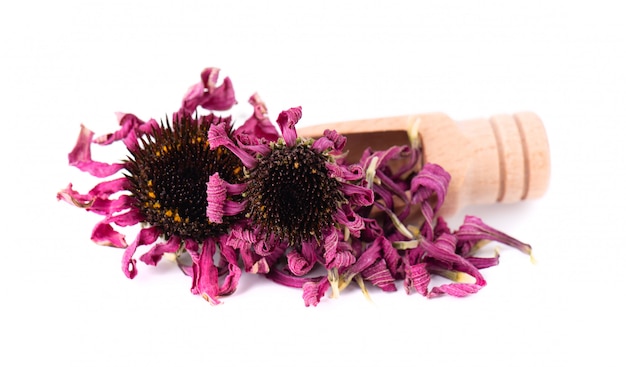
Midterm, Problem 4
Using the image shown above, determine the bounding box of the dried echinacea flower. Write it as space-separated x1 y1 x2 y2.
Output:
58 68 253 304
209 106 374 285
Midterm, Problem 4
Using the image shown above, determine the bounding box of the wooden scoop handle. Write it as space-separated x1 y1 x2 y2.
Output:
297 112 550 216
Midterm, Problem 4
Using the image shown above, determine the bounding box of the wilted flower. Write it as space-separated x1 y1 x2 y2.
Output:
209 106 375 288
58 68 253 304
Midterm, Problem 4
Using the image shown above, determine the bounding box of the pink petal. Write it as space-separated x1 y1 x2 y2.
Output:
206 173 246 223
236 93 280 142
361 259 397 292
68 125 125 178
178 67 236 116
428 283 483 298
91 222 127 248
139 236 181 266
286 242 317 276
303 278 330 307
410 163 451 213
456 216 532 255
217 244 241 296
121 227 161 279
190 239 221 304
404 262 429 296
276 107 302 146
208 123 258 168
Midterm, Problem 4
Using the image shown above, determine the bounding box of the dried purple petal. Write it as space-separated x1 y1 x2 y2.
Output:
276 106 302 146
456 215 533 255
303 278 331 307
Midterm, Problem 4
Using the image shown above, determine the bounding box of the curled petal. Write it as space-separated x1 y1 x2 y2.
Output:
404 262 429 296
467 255 500 269
190 239 221 304
95 113 159 149
303 278 330 307
217 244 242 297
267 268 324 288
121 227 161 279
311 129 346 154
89 195 133 216
208 123 258 169
68 125 125 177
325 162 363 181
104 209 144 227
340 183 374 206
346 237 383 276
286 242 317 276
381 236 402 277
236 93 279 141
428 283 483 298
410 163 451 213
362 260 397 292
178 67 236 116
139 236 181 266
206 173 246 223
323 229 356 269
91 222 127 248
225 225 256 250
456 216 533 255
334 205 365 237
276 107 302 146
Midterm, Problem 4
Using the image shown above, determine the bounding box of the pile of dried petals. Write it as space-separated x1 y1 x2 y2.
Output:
58 67 533 306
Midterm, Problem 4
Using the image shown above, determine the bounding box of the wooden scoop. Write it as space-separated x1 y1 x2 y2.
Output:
298 112 550 216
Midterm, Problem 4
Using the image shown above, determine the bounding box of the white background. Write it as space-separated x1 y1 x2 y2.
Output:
2 1 625 366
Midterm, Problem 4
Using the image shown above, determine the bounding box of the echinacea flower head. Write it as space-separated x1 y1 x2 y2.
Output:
211 106 373 246
124 114 244 242
58 68 250 304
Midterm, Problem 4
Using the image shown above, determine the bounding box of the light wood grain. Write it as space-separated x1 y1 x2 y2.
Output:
298 112 551 216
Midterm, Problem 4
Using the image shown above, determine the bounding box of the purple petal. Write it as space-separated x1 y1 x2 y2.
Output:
206 173 228 223
456 216 532 255
362 259 397 292
428 283 483 298
121 226 161 279
190 239 221 304
303 278 330 307
206 172 246 223
208 123 258 169
334 205 365 237
266 268 324 288
311 129 347 154
381 236 402 277
104 209 144 227
236 93 279 141
410 163 451 213
91 222 127 248
467 255 500 269
68 125 125 178
178 67 236 116
139 236 181 266
346 237 383 275
286 242 317 276
276 107 302 146
323 229 356 269
217 243 242 297
340 183 374 206
404 262 429 296
325 162 363 181
95 113 159 149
